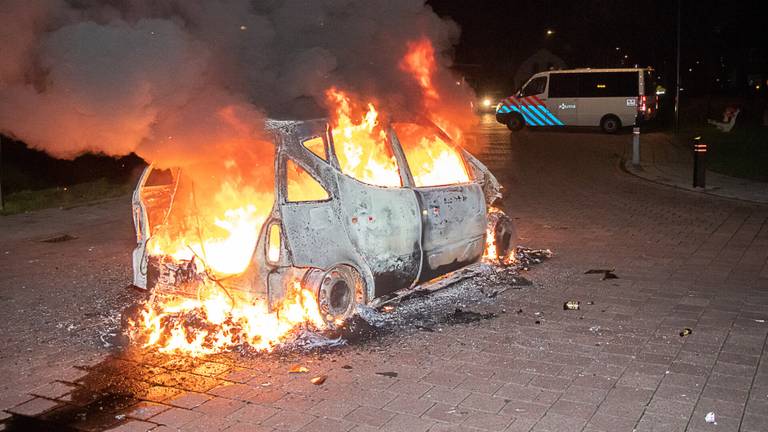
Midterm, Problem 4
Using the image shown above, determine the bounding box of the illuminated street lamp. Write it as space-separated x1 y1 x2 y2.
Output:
546 29 555 36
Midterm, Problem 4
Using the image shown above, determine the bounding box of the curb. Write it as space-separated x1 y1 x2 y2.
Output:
620 159 768 205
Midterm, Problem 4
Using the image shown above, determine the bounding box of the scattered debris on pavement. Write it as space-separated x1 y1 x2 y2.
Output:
584 268 618 280
563 301 580 310
513 247 553 270
444 308 497 324
310 375 327 385
289 365 309 373
680 328 693 337
41 233 77 243
705 412 717 424
376 371 398 378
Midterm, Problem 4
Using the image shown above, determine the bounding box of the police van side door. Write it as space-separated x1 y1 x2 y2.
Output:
547 73 578 126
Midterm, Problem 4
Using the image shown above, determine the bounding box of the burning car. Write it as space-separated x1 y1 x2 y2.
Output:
131 114 514 329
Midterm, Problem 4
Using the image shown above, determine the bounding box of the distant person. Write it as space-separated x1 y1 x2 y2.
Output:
708 106 740 132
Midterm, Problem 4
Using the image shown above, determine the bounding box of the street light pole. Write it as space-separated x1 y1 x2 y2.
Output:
674 0 682 134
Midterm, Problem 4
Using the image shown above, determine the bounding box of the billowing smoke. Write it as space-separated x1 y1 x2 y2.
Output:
0 0 473 166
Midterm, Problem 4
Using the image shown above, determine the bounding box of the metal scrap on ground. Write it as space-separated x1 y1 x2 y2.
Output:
584 268 619 280
41 233 77 243
288 364 309 373
563 301 580 310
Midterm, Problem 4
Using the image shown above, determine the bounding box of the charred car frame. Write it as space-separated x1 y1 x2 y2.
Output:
132 119 514 323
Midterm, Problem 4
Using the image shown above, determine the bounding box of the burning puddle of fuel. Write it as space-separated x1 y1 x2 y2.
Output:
2 249 549 432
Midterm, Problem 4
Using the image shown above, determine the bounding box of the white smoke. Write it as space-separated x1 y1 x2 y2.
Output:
0 0 471 165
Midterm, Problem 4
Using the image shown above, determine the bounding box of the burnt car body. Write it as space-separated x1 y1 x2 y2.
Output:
131 119 513 322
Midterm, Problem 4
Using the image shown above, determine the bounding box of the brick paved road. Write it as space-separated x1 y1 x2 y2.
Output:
2 118 767 431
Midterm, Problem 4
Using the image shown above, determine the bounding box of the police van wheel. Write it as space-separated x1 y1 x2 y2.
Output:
311 265 366 326
506 114 524 131
600 115 621 134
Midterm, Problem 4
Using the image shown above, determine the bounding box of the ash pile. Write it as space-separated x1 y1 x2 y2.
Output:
313 246 553 346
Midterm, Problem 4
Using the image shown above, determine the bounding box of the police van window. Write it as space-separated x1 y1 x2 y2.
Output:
579 72 637 97
548 73 578 98
521 77 547 97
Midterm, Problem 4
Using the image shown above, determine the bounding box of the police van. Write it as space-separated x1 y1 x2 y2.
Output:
496 68 657 133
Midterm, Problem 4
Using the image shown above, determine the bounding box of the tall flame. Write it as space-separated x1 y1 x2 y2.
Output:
400 37 465 144
146 175 272 276
326 88 401 187
401 38 440 101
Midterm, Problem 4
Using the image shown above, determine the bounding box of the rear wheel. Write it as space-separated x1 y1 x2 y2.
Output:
600 115 621 134
505 113 524 131
487 210 517 263
310 265 366 325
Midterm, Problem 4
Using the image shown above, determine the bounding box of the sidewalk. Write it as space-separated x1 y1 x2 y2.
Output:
623 132 768 204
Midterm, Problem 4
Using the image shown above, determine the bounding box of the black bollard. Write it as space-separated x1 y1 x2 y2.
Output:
692 136 707 188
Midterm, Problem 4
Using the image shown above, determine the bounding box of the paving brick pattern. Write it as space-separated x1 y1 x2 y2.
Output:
1 121 767 431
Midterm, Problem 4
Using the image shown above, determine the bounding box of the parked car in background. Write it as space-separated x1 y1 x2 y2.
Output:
472 90 504 114
496 68 657 133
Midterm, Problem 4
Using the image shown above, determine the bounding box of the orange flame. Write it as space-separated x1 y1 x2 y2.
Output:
326 88 401 187
131 280 325 356
400 38 466 145
325 88 469 188
401 38 440 101
483 207 517 265
146 174 272 276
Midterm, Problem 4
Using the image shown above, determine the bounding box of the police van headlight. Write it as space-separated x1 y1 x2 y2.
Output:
482 98 492 107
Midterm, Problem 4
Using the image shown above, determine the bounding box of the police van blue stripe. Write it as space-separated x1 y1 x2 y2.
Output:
525 104 554 126
517 104 545 126
503 103 536 126
508 105 536 126
536 104 565 126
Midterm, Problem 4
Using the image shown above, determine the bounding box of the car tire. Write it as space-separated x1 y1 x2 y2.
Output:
313 265 366 325
600 115 621 134
506 113 524 131
487 209 517 263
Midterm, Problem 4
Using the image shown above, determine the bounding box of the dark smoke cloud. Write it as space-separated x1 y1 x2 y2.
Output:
0 0 472 165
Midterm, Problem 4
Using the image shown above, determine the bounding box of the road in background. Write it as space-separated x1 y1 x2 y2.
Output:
1 118 767 431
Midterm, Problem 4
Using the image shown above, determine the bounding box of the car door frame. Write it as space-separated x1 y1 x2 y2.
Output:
388 124 487 283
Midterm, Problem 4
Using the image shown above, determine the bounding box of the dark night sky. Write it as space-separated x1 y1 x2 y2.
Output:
428 0 766 94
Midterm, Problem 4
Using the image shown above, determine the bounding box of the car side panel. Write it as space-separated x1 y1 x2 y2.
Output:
413 183 486 282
